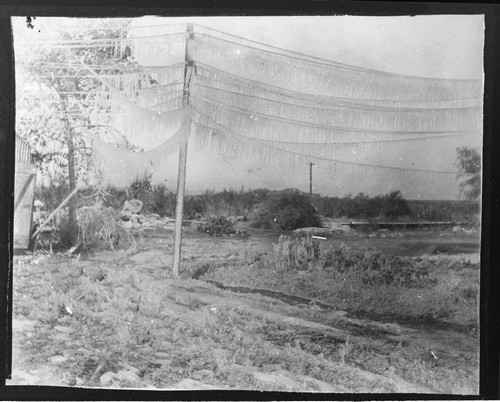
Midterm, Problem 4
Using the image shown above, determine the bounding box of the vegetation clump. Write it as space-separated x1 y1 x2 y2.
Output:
312 190 411 221
76 205 133 250
250 192 322 231
197 215 248 237
197 216 235 237
272 237 434 288
273 235 320 271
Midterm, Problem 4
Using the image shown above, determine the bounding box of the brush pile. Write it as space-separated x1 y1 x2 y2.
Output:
77 206 134 250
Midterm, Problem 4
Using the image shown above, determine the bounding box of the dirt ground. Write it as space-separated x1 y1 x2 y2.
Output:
7 223 480 394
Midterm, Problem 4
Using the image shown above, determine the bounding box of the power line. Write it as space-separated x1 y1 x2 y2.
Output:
192 107 467 175
241 132 474 145
15 31 185 47
194 119 469 146
17 21 481 86
190 94 478 135
194 30 480 84
191 81 480 113
193 24 480 83
194 62 481 105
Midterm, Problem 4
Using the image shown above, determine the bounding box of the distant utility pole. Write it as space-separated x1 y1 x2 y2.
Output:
309 162 314 196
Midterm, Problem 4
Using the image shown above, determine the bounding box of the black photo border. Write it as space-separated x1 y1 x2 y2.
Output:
0 1 498 400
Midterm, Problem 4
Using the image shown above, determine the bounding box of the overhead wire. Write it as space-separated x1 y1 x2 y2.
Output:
18 22 481 183
193 23 480 83
194 62 481 105
192 30 481 87
232 131 475 145
190 94 478 135
15 31 185 47
192 106 467 175
191 81 481 114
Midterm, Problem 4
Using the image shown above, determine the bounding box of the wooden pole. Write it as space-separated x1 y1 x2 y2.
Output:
309 162 314 196
172 137 188 277
172 25 194 277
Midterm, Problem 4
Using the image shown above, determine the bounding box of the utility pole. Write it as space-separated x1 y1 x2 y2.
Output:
172 24 194 277
309 162 314 196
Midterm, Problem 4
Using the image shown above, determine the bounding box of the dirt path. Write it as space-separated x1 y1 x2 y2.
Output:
7 227 479 393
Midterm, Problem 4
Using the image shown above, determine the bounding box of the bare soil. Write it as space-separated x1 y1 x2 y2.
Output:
7 224 480 394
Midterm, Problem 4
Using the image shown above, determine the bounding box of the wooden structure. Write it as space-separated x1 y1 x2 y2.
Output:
14 136 37 250
348 221 468 230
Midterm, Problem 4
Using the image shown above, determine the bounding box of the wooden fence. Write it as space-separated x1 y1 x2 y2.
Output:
14 136 37 250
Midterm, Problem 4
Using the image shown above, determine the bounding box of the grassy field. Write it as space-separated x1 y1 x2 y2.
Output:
9 221 480 394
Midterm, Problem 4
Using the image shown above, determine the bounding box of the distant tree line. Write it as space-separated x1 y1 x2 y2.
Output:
36 178 479 227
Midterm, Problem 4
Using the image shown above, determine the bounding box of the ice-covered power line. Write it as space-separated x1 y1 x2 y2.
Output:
192 106 469 175
191 81 481 114
193 63 481 106
238 132 475 146
15 31 185 47
18 21 482 177
190 94 480 134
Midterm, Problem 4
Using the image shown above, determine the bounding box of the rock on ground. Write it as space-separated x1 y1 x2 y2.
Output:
122 199 143 214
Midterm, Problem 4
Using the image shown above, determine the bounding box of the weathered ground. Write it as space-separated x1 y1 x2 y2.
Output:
7 222 480 394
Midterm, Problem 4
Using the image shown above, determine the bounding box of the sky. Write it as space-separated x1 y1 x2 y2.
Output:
131 15 484 80
13 15 485 200
130 15 484 200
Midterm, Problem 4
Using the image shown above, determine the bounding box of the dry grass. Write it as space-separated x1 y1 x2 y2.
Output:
77 206 135 250
201 242 480 328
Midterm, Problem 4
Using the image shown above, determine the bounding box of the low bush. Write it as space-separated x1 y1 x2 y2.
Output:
53 210 73 249
271 239 434 288
323 244 435 288
272 235 320 272
198 216 235 237
250 192 322 231
100 186 128 211
197 215 247 237
77 205 134 250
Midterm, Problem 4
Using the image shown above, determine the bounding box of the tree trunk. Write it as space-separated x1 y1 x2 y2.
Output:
66 122 78 244
59 96 78 245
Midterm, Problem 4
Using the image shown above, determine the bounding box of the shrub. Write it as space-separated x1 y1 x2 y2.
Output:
378 191 411 219
197 215 248 237
250 192 322 231
312 190 411 220
272 234 320 272
108 177 176 216
320 243 434 288
128 175 153 200
150 184 175 217
184 196 205 219
53 210 73 249
34 184 69 211
76 205 134 250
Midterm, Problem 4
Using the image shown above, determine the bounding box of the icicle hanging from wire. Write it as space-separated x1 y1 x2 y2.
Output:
126 34 186 66
91 92 188 150
190 97 481 145
100 63 185 94
190 32 482 101
91 118 191 188
191 83 481 132
191 107 465 179
36 32 187 68
194 117 474 158
194 63 482 109
246 133 475 160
